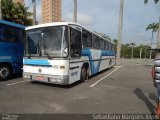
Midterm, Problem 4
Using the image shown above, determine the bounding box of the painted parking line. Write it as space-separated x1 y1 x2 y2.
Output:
90 66 122 88
114 66 124 68
6 80 30 86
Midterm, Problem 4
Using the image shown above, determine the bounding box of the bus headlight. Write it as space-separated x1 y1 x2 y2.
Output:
23 74 31 79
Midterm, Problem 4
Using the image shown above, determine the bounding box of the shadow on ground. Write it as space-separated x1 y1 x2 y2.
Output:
149 93 157 103
133 88 156 114
31 80 83 89
0 73 22 82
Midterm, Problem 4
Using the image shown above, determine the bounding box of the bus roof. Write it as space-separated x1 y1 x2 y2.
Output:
0 20 26 29
26 22 114 44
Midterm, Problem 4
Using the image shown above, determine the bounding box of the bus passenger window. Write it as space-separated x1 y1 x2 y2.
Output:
105 41 109 50
0 25 13 42
70 28 82 57
82 30 92 48
93 35 99 49
99 39 105 50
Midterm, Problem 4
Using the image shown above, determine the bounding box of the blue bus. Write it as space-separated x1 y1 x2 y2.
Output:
0 20 25 80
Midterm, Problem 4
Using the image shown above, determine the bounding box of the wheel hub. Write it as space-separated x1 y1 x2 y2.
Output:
0 67 9 78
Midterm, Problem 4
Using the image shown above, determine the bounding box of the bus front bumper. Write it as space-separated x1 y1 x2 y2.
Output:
23 73 69 85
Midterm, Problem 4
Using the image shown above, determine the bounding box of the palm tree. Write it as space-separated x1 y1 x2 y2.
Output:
144 0 159 4
16 3 33 25
146 22 158 46
1 0 33 25
2 0 16 22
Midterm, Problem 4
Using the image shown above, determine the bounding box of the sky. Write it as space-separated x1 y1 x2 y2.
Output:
25 0 160 46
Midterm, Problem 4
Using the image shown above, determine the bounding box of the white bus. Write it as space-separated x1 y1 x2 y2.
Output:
23 22 116 85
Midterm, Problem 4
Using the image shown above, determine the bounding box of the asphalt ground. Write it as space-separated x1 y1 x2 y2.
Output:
0 59 156 115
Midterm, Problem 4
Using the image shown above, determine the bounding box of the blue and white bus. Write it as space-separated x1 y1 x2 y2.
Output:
23 22 115 85
0 20 25 80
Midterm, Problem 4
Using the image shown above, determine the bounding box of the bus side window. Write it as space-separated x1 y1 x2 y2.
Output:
70 28 82 57
105 41 109 50
4 25 16 42
92 35 99 49
109 43 111 51
82 30 92 48
16 28 24 43
99 39 105 50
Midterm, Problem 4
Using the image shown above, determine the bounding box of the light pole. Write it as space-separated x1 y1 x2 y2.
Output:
116 0 124 60
128 43 135 59
145 45 147 58
131 45 134 59
32 0 36 25
0 0 2 20
140 47 142 59
73 0 77 22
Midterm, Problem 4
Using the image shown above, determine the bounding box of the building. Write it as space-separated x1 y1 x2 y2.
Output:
42 0 62 23
13 0 24 4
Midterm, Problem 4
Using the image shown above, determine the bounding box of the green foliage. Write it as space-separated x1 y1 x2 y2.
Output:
146 22 159 32
121 43 152 58
2 0 33 26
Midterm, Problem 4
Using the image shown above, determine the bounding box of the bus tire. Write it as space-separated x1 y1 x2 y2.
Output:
0 64 12 80
80 66 88 82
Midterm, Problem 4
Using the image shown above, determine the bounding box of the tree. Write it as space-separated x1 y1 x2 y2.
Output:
146 22 159 46
1 0 33 25
16 3 33 25
144 0 159 4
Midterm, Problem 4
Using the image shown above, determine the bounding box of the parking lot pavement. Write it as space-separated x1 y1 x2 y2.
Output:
0 59 156 114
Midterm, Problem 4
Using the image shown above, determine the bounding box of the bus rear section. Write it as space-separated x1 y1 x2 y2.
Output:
0 20 25 80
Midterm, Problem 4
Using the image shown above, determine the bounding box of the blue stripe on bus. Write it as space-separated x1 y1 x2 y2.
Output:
23 59 51 67
0 20 26 29
81 48 115 75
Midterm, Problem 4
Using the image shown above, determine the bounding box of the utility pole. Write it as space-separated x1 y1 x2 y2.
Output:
32 0 36 25
131 46 134 59
140 48 142 59
116 0 124 60
73 0 77 22
0 0 2 20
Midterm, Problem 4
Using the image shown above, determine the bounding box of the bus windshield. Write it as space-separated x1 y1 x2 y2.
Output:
26 26 68 58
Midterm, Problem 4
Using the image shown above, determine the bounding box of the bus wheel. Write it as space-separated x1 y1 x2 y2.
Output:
0 64 11 80
80 66 88 82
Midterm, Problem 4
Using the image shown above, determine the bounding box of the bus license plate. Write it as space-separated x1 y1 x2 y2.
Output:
36 76 44 80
